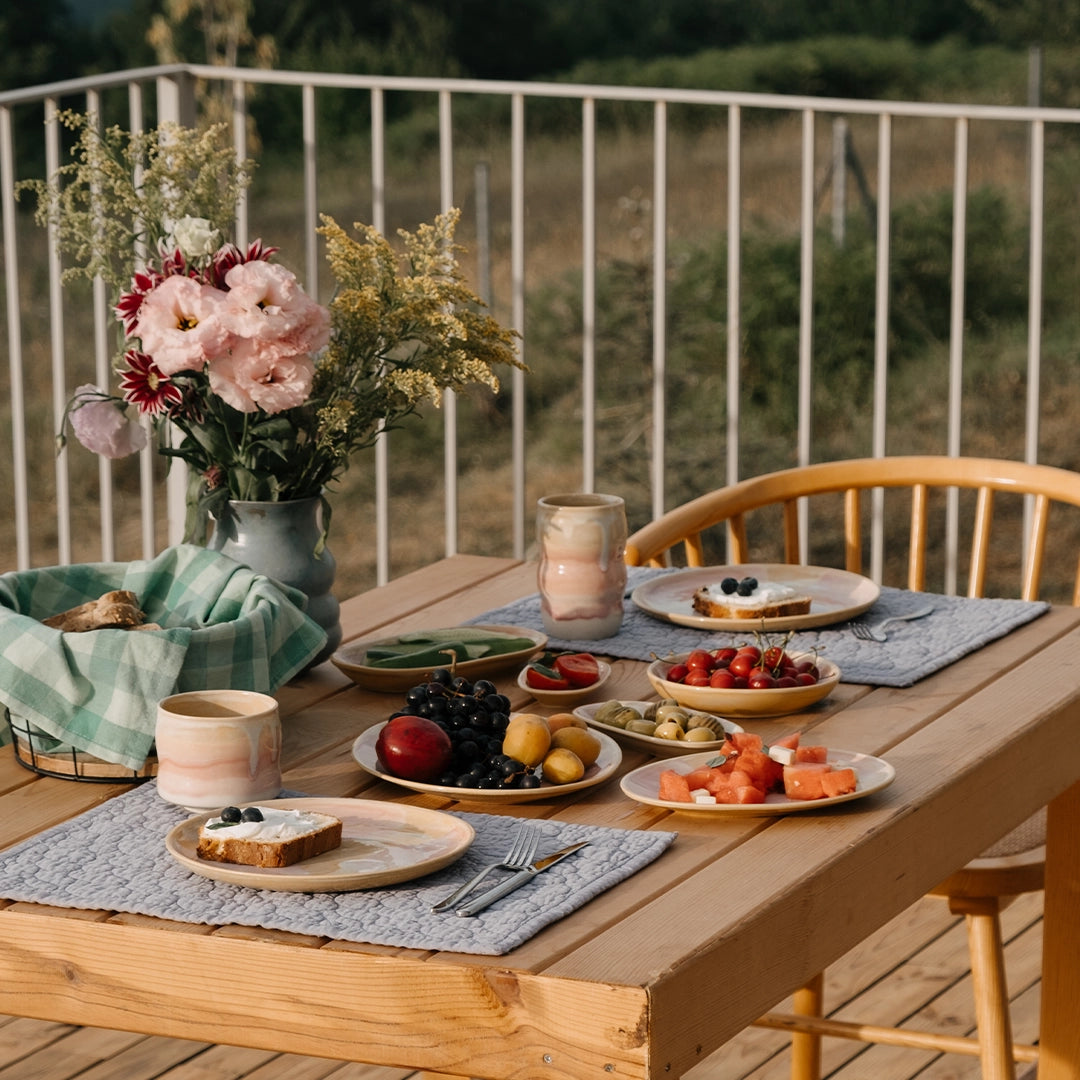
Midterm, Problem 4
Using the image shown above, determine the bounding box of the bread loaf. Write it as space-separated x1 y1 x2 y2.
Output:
42 590 147 632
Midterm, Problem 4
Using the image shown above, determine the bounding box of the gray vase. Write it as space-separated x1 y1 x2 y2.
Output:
208 496 342 666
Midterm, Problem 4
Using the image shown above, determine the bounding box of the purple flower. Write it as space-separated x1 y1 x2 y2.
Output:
67 385 148 459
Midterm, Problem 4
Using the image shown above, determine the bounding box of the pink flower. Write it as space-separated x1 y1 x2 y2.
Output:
118 350 185 416
223 261 330 358
133 276 232 376
68 385 148 459
207 341 315 414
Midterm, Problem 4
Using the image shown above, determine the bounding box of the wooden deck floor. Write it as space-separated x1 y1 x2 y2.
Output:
0 892 1042 1080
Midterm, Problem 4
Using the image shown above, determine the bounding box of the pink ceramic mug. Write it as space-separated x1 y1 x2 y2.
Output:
155 689 282 810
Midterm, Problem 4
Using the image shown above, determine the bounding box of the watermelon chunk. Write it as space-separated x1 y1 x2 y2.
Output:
783 762 832 800
658 769 693 803
729 731 765 753
821 767 858 798
795 745 828 763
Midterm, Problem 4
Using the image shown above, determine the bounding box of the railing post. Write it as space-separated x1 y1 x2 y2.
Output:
156 73 197 546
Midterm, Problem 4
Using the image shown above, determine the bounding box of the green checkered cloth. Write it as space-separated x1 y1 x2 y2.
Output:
0 544 327 770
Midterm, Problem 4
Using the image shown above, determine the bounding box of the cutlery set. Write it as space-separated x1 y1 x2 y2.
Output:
432 821 589 916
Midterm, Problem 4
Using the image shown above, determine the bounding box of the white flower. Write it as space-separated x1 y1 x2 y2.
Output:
168 216 220 261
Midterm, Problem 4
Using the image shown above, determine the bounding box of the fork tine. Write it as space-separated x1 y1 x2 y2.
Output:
507 823 540 868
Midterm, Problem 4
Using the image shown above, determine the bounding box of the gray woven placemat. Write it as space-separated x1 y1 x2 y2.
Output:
0 782 676 956
472 567 1049 687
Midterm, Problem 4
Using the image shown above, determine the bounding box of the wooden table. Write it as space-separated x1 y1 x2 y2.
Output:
2 554 1080 1080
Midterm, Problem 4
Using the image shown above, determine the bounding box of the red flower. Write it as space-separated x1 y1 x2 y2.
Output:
119 350 184 416
208 238 279 288
115 268 163 335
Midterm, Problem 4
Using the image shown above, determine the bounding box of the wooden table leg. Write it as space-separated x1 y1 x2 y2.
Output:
1037 778 1080 1080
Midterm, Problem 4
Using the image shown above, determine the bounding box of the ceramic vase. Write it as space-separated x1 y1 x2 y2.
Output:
537 493 628 640
208 496 342 666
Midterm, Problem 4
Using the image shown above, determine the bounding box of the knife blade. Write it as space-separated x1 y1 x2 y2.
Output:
455 840 590 917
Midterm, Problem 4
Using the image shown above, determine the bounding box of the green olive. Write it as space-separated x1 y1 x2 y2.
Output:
653 721 685 740
654 704 690 727
625 718 658 736
594 700 629 725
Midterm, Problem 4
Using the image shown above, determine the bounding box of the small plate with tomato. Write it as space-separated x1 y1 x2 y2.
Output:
518 651 612 706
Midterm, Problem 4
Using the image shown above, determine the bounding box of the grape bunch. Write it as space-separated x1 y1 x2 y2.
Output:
390 668 540 790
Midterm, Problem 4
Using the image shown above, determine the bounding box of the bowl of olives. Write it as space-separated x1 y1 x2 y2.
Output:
573 699 742 757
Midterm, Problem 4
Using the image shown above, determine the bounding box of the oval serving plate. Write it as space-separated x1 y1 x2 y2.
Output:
631 563 880 632
352 723 622 803
165 797 475 892
572 700 743 758
331 623 547 693
620 748 895 815
647 654 841 719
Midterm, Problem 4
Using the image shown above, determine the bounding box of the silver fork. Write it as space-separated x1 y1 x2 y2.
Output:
851 604 935 642
431 820 541 913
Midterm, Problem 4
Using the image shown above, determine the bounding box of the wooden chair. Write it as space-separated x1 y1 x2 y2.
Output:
625 455 1080 1080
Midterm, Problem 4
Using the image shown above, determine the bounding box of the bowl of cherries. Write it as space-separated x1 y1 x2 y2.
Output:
646 639 839 718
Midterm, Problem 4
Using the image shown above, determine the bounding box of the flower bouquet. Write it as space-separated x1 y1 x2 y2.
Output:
23 112 523 545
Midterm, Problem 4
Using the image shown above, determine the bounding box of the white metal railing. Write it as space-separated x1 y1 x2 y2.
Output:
4 64 1080 589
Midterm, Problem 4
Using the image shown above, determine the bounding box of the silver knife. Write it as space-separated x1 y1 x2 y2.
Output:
455 840 590 917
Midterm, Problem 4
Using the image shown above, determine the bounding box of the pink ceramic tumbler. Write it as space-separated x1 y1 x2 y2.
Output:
537 493 627 640
155 689 283 810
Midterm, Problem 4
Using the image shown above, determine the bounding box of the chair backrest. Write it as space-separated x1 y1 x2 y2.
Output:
624 456 1080 605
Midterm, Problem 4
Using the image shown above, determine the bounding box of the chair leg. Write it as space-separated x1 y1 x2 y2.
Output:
956 898 1017 1080
789 972 824 1080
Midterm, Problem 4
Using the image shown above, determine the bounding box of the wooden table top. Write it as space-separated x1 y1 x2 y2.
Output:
2 554 1079 1080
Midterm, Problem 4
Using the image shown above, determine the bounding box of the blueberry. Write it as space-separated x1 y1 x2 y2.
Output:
742 576 758 590
736 579 755 596
720 576 739 594
220 806 242 823
239 806 264 822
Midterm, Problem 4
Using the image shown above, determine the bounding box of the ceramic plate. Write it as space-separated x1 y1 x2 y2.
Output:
631 563 880 631
516 660 613 706
620 748 895 814
647 654 841 718
165 797 474 892
573 700 744 757
352 723 622 803
331 624 547 693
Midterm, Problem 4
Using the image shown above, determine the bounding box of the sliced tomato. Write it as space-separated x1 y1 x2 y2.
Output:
553 652 600 688
525 663 571 691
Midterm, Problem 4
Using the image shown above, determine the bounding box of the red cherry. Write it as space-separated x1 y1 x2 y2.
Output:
735 645 762 662
686 649 715 672
666 663 690 684
712 647 737 667
709 669 737 689
748 672 777 689
732 675 749 689
763 646 789 670
728 654 756 679
795 672 819 686
776 675 798 688
684 670 711 686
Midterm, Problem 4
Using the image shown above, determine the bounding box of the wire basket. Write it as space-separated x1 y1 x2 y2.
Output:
4 707 156 784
